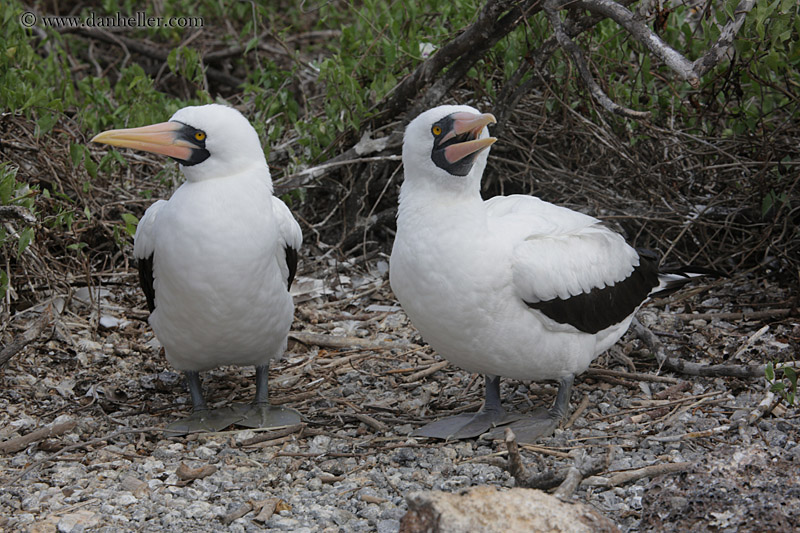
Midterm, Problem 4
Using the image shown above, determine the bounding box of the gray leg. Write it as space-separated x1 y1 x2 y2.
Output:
411 375 516 440
186 370 208 410
228 364 302 429
164 370 245 436
484 374 575 443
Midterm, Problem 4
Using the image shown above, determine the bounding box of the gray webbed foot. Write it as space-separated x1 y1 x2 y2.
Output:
223 403 302 429
411 409 520 440
164 408 245 436
482 407 560 443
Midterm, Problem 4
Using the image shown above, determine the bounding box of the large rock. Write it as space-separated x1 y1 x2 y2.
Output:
399 485 620 533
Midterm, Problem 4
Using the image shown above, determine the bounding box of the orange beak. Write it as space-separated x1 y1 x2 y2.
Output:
443 112 497 164
90 121 197 161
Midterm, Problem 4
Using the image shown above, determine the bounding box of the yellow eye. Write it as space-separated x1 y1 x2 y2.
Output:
432 125 442 136
194 131 206 141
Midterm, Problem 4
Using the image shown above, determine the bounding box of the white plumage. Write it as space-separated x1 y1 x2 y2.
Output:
93 104 302 434
391 105 713 442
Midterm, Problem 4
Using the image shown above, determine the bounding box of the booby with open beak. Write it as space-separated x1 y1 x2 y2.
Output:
92 104 302 435
390 105 719 443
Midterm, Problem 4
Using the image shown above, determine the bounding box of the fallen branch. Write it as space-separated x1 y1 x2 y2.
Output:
632 320 782 378
288 331 401 351
403 360 449 383
646 383 782 444
176 462 217 482
3 426 161 485
582 461 692 488
0 307 54 368
0 419 77 454
0 205 36 224
220 502 253 525
504 428 602 490
673 308 795 322
586 368 679 384
237 423 305 447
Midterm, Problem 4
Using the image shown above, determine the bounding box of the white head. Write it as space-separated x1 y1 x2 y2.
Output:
401 105 496 196
91 104 268 183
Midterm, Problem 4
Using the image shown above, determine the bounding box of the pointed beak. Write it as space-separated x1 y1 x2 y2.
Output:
90 121 197 161
442 112 497 164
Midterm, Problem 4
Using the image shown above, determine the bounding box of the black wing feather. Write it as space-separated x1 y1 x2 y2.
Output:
138 254 156 313
525 249 659 334
285 245 298 289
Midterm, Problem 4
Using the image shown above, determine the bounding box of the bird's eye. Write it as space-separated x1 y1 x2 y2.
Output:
194 131 206 141
432 125 442 136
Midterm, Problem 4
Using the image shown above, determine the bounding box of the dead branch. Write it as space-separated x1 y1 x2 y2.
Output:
378 0 527 123
504 428 531 482
59 27 243 88
0 419 77 454
175 462 217 481
693 0 757 77
221 503 253 525
403 360 449 383
504 428 603 490
4 426 161 485
586 368 680 384
544 0 651 119
0 307 54 368
553 465 584 499
633 320 777 378
237 424 305 447
582 461 692 488
574 0 699 87
0 206 36 225
672 308 795 322
495 0 638 129
288 331 401 351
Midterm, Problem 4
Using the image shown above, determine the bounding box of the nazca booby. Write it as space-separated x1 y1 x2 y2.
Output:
390 105 718 443
92 104 302 435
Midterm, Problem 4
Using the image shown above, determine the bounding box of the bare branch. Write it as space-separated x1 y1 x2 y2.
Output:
574 0 700 87
0 307 53 368
0 206 36 225
693 0 757 77
544 0 651 119
0 419 77 454
59 27 243 88
494 0 638 129
378 0 529 123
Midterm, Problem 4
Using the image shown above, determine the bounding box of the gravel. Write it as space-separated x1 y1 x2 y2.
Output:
0 260 797 532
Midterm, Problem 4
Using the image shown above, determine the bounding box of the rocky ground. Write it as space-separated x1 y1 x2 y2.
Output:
0 254 798 532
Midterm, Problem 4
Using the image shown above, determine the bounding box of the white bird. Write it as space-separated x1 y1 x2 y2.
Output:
390 105 718 443
91 104 302 435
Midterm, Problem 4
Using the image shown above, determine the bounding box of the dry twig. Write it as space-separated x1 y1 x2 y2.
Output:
0 419 77 454
0 307 54 368
582 461 692 488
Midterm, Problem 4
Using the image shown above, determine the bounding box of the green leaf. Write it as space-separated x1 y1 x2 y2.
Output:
84 156 98 179
35 113 58 136
244 36 259 55
70 143 85 168
17 226 34 257
765 361 775 381
121 213 139 237
0 269 8 300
